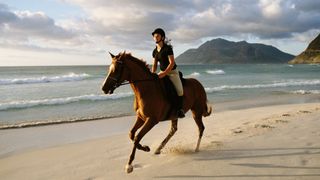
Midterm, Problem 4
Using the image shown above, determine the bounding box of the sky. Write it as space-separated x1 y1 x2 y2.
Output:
0 0 320 66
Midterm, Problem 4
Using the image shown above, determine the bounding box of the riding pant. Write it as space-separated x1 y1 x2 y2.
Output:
164 69 184 96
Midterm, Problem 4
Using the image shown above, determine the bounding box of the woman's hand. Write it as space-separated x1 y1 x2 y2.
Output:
158 72 166 79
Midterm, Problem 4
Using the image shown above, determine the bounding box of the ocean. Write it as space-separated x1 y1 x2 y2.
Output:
0 64 319 129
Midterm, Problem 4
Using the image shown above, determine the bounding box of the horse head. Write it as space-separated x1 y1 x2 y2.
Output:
102 51 129 94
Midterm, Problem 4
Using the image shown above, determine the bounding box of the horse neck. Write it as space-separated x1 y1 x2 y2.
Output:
126 60 152 82
125 59 156 97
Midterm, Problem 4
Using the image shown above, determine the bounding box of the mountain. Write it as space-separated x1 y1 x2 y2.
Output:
288 33 320 64
175 38 294 64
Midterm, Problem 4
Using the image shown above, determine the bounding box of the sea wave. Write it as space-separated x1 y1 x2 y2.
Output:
0 113 132 129
187 72 201 77
0 72 91 85
206 69 225 75
308 64 320 66
0 93 133 111
291 90 320 95
205 79 320 93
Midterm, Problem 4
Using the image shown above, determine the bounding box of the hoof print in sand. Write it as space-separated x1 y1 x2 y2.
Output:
299 110 311 114
275 119 289 123
254 124 274 129
232 127 244 134
233 129 243 134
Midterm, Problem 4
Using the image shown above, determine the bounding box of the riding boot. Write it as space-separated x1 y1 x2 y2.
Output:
177 96 185 118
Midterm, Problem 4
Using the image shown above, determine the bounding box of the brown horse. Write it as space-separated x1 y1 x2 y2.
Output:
102 52 212 173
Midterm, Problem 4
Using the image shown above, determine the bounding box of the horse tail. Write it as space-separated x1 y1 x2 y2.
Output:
203 101 212 117
187 78 213 118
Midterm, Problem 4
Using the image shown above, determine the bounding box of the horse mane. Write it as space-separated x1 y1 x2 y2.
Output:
123 53 152 76
120 53 153 112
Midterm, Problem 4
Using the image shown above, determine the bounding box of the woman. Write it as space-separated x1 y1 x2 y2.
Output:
151 28 185 118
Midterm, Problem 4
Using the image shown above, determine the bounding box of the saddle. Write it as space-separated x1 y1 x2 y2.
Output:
159 71 186 115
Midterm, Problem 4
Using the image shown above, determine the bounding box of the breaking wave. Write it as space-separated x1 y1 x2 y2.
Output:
187 72 201 77
0 72 91 85
206 69 225 75
0 92 133 111
291 90 320 95
205 79 320 93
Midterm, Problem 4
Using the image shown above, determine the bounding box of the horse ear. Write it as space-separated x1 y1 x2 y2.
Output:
109 52 115 58
119 51 126 59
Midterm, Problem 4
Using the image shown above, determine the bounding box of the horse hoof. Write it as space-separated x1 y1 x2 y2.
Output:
154 150 161 155
125 164 133 173
143 146 150 152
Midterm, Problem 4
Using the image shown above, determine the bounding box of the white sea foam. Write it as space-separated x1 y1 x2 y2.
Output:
0 72 90 85
308 64 320 66
291 90 320 95
0 92 133 111
188 72 201 77
205 79 320 93
0 113 131 129
206 69 225 75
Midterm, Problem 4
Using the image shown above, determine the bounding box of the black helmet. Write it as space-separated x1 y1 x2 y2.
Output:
152 28 165 38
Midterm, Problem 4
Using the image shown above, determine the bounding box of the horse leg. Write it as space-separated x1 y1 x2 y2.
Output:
154 119 178 155
126 118 157 173
133 119 158 152
129 117 144 141
126 144 137 173
192 111 205 152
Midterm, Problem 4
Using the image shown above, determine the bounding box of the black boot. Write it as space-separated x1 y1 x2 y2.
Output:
177 96 185 118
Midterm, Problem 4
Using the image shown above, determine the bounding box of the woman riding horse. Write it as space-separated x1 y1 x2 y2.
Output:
151 28 185 118
102 52 212 173
102 31 212 173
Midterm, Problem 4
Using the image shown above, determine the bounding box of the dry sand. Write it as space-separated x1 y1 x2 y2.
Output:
1 103 320 180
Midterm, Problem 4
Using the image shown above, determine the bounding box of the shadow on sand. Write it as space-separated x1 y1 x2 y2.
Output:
155 174 320 179
194 147 320 161
154 147 320 179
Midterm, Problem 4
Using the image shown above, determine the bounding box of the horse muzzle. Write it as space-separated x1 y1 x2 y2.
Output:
102 87 115 94
102 83 118 94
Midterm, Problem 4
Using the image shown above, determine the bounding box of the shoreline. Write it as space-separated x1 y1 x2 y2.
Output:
0 102 320 179
1 101 319 156
1 92 319 130
0 113 132 130
0 115 136 158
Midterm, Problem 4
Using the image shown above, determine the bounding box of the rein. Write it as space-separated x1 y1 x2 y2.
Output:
107 53 157 89
117 78 156 86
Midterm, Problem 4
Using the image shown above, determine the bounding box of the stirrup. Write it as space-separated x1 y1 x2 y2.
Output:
177 109 185 118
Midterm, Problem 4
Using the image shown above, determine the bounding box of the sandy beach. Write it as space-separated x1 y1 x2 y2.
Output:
1 102 320 180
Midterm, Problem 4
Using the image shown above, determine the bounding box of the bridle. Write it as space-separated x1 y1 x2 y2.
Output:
106 58 125 91
106 54 156 92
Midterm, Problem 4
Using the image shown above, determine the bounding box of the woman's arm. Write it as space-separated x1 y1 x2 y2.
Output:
158 55 174 78
151 58 158 73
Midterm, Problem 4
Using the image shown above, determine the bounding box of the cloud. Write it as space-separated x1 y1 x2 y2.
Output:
65 0 320 46
1 0 320 61
13 11 74 39
0 4 17 22
64 0 180 50
259 0 282 18
293 0 320 12
0 3 81 52
172 0 320 42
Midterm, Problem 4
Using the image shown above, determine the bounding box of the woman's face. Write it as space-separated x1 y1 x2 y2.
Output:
153 33 163 43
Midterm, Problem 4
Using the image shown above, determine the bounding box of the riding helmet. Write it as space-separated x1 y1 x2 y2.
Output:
152 28 165 38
